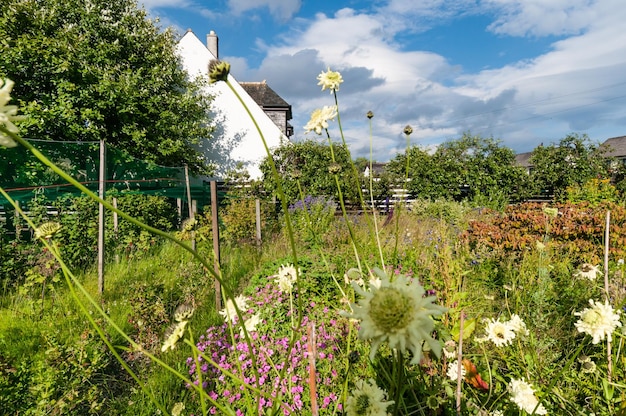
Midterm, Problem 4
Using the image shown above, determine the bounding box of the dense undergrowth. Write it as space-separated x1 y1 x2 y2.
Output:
0 199 625 415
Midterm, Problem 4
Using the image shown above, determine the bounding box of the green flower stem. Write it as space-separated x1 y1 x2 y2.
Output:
295 180 348 301
224 79 307 411
368 115 385 269
324 128 364 274
224 80 302 308
533 340 588 415
333 91 366 211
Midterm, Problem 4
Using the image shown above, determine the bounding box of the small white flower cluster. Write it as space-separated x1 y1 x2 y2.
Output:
446 359 466 382
274 263 299 293
507 378 547 415
317 67 343 93
574 299 622 344
477 314 529 347
304 105 337 135
218 294 262 337
346 378 394 416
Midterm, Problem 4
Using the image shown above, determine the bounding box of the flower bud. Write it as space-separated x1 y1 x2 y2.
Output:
208 60 230 84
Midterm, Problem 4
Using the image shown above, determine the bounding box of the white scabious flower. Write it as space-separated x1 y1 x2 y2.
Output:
304 105 337 135
317 67 343 93
443 339 457 359
507 378 547 415
171 402 185 416
483 318 516 347
161 321 188 352
507 314 529 337
446 360 466 382
240 313 261 337
573 263 602 281
346 378 394 416
343 268 446 364
574 299 622 344
218 294 249 323
0 78 25 148
274 263 299 293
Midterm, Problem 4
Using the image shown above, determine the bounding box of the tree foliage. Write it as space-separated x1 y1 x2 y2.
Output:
529 133 609 200
0 0 213 172
387 133 530 202
260 140 360 205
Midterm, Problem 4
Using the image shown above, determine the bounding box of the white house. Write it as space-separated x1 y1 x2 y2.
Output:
177 30 291 179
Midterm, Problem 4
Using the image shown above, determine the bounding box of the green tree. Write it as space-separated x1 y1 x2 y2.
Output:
260 140 360 205
529 133 609 200
388 133 529 202
0 0 213 172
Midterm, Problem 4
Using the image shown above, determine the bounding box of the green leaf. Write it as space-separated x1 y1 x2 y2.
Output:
451 318 476 342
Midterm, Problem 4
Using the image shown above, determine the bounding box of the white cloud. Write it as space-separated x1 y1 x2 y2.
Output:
227 0 302 20
482 0 597 37
251 1 626 158
147 0 626 159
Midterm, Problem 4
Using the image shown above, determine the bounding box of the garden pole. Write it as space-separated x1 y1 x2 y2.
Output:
255 198 262 244
98 139 106 295
211 180 222 310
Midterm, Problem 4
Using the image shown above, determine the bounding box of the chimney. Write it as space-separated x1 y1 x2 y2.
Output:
207 30 218 58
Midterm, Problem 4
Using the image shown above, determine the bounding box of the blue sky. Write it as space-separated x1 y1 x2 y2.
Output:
141 0 626 161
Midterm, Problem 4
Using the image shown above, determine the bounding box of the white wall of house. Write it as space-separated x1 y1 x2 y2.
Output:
177 30 286 179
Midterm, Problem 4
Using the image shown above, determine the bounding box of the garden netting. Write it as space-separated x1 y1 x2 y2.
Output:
0 139 215 208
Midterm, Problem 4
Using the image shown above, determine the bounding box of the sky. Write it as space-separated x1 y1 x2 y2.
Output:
141 0 626 161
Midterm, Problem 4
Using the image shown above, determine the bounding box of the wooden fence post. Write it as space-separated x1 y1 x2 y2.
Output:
98 139 106 295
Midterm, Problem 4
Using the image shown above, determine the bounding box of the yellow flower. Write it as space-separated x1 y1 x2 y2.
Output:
171 402 185 416
34 222 62 239
304 105 337 135
161 321 188 352
0 78 25 148
174 303 195 322
344 268 446 364
208 60 230 84
317 67 343 93
542 206 558 218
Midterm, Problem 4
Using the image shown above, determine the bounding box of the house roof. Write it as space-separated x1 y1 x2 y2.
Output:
239 81 292 120
599 135 626 158
514 151 533 167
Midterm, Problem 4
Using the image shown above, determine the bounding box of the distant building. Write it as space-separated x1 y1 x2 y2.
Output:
177 30 292 179
240 81 293 138
515 135 626 173
599 135 626 164
514 151 534 174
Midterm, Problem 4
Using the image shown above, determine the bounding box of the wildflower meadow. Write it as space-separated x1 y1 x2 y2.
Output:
1 63 625 416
